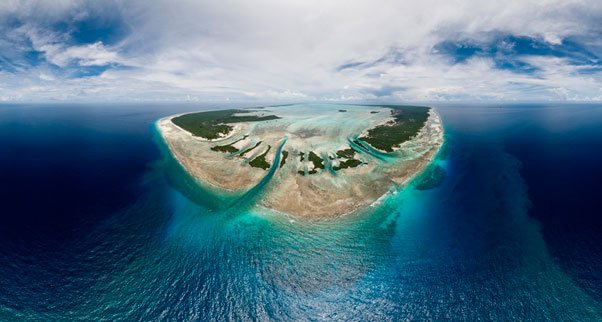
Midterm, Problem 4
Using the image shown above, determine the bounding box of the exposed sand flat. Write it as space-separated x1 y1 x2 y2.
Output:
261 109 443 217
157 118 266 191
157 105 443 218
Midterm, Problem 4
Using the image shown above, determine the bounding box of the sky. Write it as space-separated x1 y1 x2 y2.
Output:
1 0 602 103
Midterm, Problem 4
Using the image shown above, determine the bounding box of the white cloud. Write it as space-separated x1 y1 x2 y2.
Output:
0 0 601 102
14 24 121 68
49 42 119 67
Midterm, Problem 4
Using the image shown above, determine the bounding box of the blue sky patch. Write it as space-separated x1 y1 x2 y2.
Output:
434 41 483 63
434 34 601 74
71 13 129 45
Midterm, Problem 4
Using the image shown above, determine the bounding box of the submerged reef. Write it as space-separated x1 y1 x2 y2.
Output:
158 104 443 217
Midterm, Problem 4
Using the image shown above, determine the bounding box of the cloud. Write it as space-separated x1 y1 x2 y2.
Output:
50 42 119 67
0 0 601 102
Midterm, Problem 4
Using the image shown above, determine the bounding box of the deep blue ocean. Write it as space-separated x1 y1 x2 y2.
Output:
0 103 600 321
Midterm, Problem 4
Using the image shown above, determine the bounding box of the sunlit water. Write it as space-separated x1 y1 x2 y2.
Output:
0 103 600 320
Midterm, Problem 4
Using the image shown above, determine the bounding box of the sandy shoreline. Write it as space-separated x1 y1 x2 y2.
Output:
157 116 264 193
157 106 444 218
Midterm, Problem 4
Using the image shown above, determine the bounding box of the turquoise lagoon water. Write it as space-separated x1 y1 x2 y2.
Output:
0 103 600 320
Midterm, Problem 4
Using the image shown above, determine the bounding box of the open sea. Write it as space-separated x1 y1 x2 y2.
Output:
0 103 600 321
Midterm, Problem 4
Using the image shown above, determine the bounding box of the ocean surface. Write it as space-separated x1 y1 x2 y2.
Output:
0 103 600 321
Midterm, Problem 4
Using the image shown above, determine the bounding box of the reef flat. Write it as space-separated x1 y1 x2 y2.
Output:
157 104 443 218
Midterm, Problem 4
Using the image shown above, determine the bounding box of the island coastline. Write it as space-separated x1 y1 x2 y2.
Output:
157 104 444 218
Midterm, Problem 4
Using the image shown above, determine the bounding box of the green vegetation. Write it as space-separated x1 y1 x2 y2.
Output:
335 147 356 159
172 109 280 140
331 146 363 171
240 141 262 157
211 135 248 153
297 151 325 175
249 145 272 170
279 150 289 168
211 145 238 153
360 105 430 152
333 159 363 170
308 151 325 170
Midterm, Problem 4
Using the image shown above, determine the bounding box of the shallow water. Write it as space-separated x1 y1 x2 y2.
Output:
0 103 600 320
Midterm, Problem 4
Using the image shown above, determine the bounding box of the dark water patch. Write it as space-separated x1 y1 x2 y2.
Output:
502 107 602 301
0 163 172 317
438 104 602 302
0 103 601 320
0 110 156 246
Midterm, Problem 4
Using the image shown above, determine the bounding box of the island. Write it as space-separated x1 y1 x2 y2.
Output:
157 104 443 218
